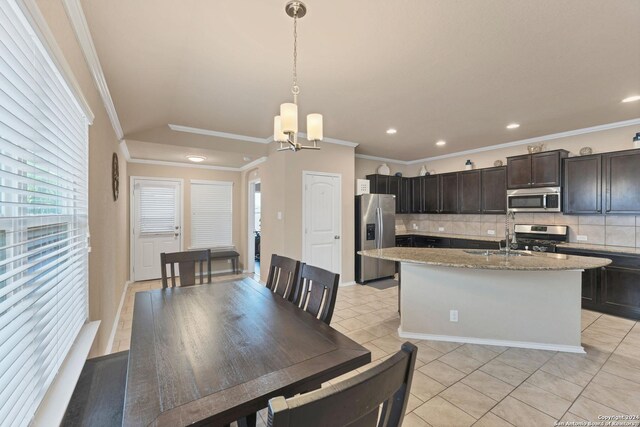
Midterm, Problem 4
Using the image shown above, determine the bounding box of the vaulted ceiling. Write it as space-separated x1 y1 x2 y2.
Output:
81 0 640 166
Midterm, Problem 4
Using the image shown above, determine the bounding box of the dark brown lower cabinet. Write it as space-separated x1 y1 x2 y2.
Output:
557 247 640 320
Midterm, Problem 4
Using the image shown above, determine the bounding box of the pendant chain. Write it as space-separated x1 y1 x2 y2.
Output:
291 11 300 101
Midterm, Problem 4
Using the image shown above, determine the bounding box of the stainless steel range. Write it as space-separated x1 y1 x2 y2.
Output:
513 224 568 252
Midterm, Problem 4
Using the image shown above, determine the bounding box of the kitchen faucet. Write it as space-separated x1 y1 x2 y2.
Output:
504 209 518 255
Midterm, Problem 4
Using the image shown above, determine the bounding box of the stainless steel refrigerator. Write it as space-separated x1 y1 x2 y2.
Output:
355 194 396 283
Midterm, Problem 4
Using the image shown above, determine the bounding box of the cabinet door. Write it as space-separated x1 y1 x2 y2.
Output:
439 173 459 213
507 155 532 188
531 151 565 187
563 155 602 214
423 175 439 213
366 174 389 194
400 178 411 213
388 176 402 213
604 150 640 214
601 266 640 320
481 167 507 213
581 268 599 310
458 170 482 214
410 177 423 213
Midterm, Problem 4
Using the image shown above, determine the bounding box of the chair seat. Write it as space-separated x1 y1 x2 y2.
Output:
62 351 128 427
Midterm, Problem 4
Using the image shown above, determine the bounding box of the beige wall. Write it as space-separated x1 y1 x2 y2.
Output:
355 157 407 180
127 163 243 272
37 0 129 356
250 144 356 284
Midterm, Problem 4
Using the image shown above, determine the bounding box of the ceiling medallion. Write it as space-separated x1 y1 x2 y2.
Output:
273 1 323 152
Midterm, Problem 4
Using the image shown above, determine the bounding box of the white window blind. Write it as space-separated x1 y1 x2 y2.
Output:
0 1 89 426
138 185 177 234
191 181 233 249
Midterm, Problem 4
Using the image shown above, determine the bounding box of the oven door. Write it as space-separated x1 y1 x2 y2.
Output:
507 188 561 212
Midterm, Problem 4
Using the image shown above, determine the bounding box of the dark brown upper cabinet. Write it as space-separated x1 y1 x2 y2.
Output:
366 174 389 194
563 155 602 214
423 175 440 213
388 176 403 213
400 177 411 213
439 173 459 213
458 170 482 214
507 150 568 189
604 149 640 214
410 177 424 213
481 166 507 214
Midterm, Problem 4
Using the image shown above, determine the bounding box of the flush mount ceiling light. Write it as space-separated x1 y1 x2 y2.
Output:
186 155 206 163
622 95 640 103
436 140 446 146
506 123 520 129
386 128 397 135
273 1 323 152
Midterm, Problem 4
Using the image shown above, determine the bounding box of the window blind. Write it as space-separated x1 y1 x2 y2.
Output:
138 184 177 234
0 1 89 426
191 181 233 249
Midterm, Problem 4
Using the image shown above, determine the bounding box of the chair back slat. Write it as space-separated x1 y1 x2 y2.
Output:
266 254 301 301
161 250 212 288
296 264 339 325
267 342 418 427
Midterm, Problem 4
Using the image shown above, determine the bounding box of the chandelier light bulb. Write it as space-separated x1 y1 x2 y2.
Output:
280 103 298 133
307 114 323 141
274 116 287 142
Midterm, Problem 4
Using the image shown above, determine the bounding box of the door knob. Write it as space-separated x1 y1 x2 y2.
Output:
334 235 341 239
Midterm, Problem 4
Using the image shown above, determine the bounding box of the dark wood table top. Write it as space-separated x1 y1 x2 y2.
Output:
123 278 371 427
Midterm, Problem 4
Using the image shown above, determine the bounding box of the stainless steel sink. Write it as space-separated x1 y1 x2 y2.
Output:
463 250 532 257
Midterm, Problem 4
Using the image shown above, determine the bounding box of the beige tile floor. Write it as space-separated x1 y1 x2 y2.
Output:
114 276 640 427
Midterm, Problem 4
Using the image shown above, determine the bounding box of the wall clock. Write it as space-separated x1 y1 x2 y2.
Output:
112 152 119 201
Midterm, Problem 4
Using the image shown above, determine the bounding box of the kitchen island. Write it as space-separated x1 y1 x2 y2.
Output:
360 247 611 353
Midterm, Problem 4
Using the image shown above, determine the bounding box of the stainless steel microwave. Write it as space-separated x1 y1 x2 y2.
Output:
506 187 562 212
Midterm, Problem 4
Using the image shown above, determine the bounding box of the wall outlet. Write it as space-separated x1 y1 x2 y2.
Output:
277 211 283 220
577 235 588 241
412 223 418 230
487 229 496 235
449 310 458 322
438 227 445 232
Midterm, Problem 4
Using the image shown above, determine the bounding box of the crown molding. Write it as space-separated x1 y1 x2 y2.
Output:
119 140 131 161
169 124 270 144
126 156 268 172
169 124 359 148
15 0 94 123
354 153 409 165
63 0 123 140
356 118 640 165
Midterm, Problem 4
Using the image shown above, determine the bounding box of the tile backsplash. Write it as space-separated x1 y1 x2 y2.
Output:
397 213 640 248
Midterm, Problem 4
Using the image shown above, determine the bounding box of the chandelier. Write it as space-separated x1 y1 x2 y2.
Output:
273 1 323 151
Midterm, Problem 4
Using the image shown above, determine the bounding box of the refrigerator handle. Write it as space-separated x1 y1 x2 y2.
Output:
378 207 384 249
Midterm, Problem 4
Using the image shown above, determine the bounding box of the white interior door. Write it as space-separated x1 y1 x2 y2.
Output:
303 172 341 276
132 178 182 281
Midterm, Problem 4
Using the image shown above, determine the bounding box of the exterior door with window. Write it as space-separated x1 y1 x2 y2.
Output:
132 179 182 281
303 172 341 276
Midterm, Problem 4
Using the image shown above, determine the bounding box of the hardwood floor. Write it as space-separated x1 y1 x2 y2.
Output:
114 276 640 426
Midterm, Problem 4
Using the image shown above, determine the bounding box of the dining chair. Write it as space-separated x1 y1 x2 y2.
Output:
160 249 211 288
267 342 418 427
294 264 340 325
266 254 302 302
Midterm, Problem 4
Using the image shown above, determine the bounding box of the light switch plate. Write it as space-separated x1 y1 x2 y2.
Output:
487 230 496 235
577 235 588 241
438 227 445 232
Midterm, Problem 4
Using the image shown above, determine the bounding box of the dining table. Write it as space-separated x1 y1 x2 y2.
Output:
122 277 371 426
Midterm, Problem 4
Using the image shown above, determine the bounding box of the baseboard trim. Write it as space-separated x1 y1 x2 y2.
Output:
340 281 356 287
398 328 585 354
106 280 130 355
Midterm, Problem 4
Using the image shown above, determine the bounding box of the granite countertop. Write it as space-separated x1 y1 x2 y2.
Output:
396 231 501 242
396 231 640 255
359 247 611 271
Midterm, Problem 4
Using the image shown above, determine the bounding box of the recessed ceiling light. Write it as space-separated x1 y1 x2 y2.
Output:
436 140 446 146
622 95 640 103
186 155 206 163
386 128 397 134
506 123 520 129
